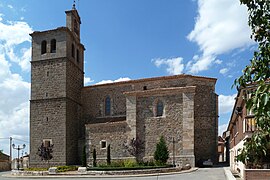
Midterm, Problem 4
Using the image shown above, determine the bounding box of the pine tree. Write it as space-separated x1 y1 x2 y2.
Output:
154 136 169 165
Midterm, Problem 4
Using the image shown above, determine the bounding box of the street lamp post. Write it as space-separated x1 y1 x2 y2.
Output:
12 143 26 170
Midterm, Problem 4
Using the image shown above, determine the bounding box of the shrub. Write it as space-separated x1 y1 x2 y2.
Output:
123 159 137 168
57 166 78 172
154 136 169 165
25 167 48 171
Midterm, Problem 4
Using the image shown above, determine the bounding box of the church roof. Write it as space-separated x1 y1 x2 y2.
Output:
84 74 217 88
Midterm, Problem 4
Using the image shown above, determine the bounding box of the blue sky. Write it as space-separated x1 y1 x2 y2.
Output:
0 0 255 156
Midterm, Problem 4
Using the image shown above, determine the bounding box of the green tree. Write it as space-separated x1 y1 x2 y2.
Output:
235 0 270 168
93 148 97 167
107 144 111 165
154 136 169 165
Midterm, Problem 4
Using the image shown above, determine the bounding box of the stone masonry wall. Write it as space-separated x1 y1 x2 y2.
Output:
30 99 67 167
31 29 67 62
136 93 183 162
194 85 218 165
82 75 217 166
82 76 215 123
86 121 131 165
31 58 67 100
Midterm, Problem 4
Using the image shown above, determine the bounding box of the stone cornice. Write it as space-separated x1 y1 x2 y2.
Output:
123 86 196 97
85 120 127 128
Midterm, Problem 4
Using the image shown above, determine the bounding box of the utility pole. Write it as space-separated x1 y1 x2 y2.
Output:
9 137 12 162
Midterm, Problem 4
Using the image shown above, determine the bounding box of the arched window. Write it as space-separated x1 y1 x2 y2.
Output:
156 101 163 117
76 49 80 62
105 96 111 116
50 39 56 53
72 44 75 58
41 40 47 54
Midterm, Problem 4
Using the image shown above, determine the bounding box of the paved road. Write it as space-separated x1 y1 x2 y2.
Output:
0 167 227 180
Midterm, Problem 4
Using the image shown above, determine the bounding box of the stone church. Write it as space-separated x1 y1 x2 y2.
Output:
29 7 218 168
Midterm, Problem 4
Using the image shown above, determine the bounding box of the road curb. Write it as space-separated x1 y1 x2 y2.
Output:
223 167 236 180
2 168 198 178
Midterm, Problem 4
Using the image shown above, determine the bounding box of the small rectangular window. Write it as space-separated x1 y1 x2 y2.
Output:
43 139 52 148
100 140 106 149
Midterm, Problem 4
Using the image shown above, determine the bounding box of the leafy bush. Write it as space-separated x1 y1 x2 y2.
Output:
25 167 48 171
123 159 137 167
57 165 78 172
154 136 169 165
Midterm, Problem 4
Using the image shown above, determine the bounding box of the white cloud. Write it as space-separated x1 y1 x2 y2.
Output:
0 19 33 72
84 76 94 85
214 59 222 65
96 77 131 85
218 123 228 136
0 15 32 154
219 94 236 114
187 55 215 74
186 0 255 73
152 57 184 75
219 68 229 75
7 5 13 9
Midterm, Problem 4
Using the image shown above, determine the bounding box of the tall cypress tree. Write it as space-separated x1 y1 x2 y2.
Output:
93 148 97 167
107 144 111 165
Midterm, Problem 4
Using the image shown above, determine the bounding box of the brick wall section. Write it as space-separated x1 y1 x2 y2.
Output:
245 169 270 180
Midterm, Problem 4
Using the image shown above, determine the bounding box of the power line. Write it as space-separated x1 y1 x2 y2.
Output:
12 138 29 144
0 137 29 143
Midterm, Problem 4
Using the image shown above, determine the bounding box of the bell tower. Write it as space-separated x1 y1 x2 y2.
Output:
29 6 85 167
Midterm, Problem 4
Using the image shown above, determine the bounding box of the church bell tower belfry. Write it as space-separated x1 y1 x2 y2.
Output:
29 6 85 167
